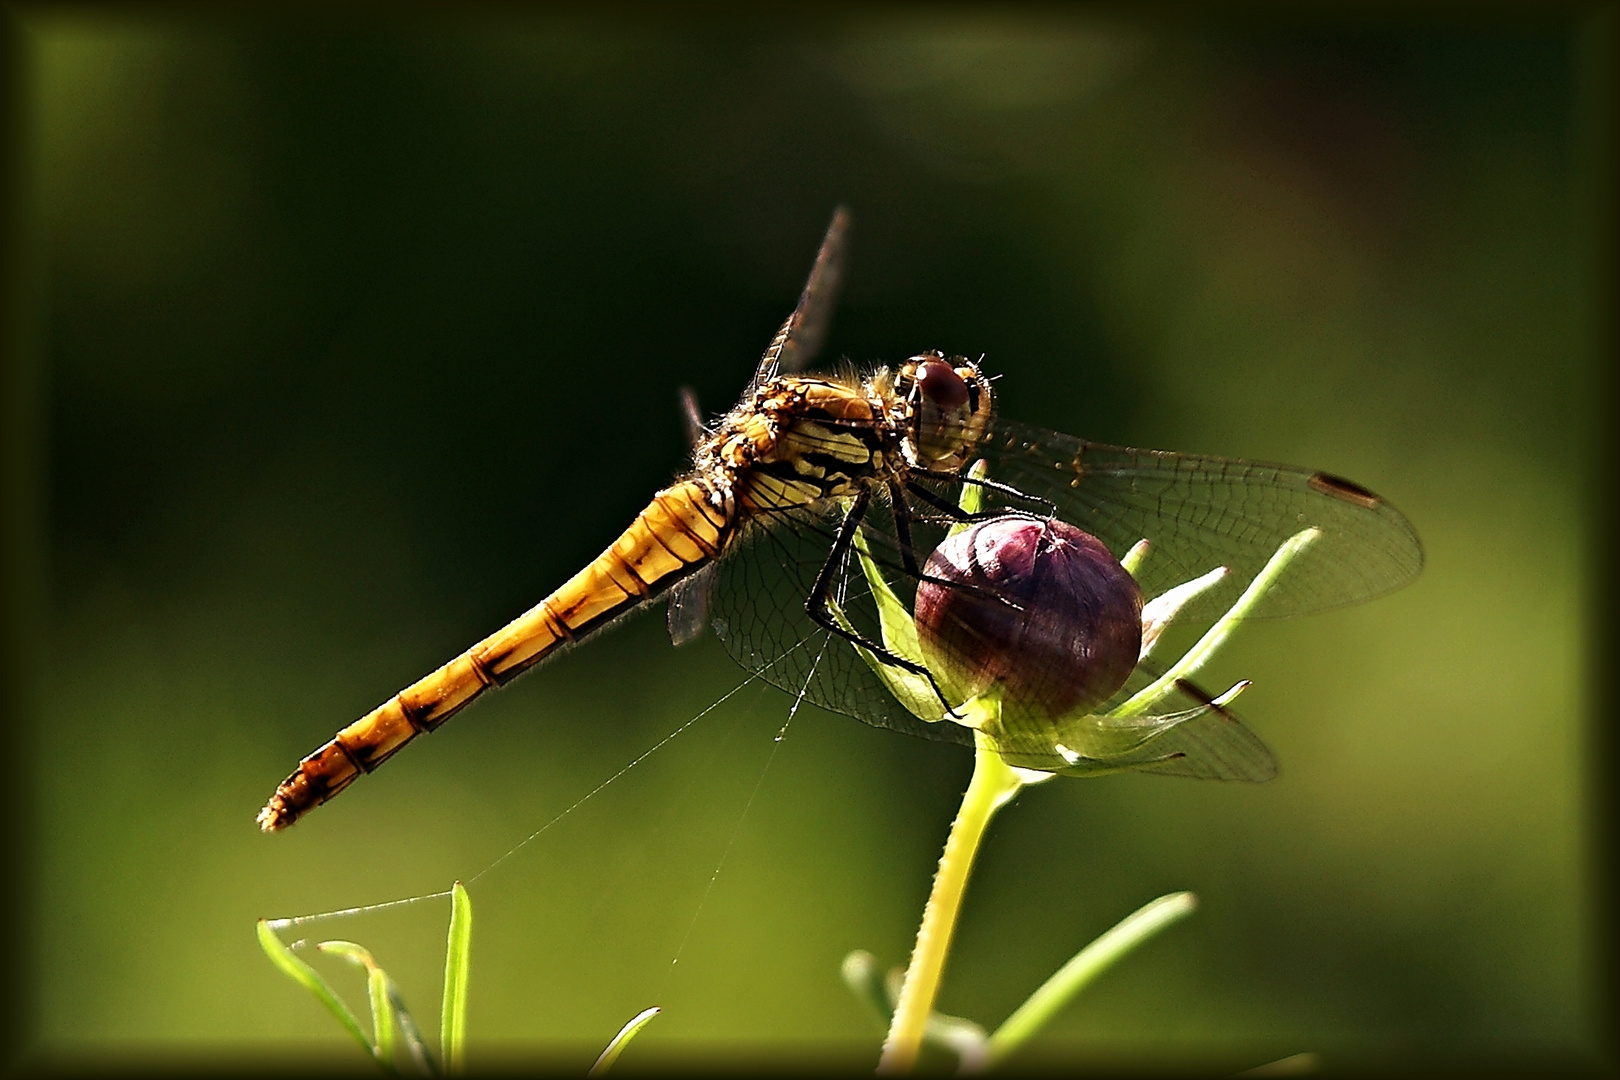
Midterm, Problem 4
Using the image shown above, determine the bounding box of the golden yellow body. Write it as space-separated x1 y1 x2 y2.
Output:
256 477 732 830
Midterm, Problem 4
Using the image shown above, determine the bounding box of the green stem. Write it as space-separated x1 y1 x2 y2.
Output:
878 719 1023 1074
985 891 1198 1067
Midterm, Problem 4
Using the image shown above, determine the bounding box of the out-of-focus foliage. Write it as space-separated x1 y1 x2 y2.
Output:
13 8 1603 1072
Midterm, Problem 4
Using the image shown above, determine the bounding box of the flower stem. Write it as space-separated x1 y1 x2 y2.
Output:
879 719 1023 1074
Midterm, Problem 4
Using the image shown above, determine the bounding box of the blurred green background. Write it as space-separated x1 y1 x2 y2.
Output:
7 6 1607 1072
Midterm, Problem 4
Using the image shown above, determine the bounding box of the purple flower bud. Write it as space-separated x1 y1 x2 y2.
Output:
915 516 1143 723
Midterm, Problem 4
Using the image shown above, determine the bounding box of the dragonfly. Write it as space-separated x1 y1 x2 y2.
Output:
258 207 1423 832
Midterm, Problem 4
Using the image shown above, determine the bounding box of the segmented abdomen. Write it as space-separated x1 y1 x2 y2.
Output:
257 479 731 831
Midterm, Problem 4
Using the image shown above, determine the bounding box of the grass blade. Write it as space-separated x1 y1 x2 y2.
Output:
318 941 399 1070
389 981 439 1075
256 920 374 1059
440 881 473 1074
588 1006 661 1075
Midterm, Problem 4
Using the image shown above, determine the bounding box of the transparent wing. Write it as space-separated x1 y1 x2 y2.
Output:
747 206 851 393
691 413 1422 774
971 418 1425 623
698 487 1279 781
777 205 849 375
694 314 1418 774
674 206 850 646
677 385 707 448
992 671 1278 782
1133 680 1277 781
667 562 715 646
702 494 974 748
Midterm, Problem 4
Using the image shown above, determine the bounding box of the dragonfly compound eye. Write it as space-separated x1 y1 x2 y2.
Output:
914 515 1143 724
903 352 993 471
916 358 970 409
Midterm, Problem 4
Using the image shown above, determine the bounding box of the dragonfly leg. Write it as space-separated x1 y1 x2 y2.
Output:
805 488 960 716
912 468 1057 517
888 479 924 579
894 481 1029 611
905 480 1001 523
887 480 1016 604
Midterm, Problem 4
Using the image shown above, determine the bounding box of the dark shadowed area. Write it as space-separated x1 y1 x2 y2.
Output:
5 6 1607 1073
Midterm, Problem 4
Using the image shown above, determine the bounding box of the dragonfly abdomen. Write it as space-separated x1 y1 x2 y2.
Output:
257 479 733 831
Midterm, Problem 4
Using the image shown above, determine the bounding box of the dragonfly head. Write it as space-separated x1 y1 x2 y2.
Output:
894 351 993 473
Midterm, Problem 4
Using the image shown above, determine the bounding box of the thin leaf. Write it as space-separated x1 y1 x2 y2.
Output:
368 962 397 1066
984 892 1198 1068
1115 528 1319 716
588 1006 661 1075
316 940 397 1069
441 881 473 1074
926 1013 989 1074
841 536 941 723
840 951 892 1029
256 920 374 1059
1119 538 1150 578
388 982 440 1076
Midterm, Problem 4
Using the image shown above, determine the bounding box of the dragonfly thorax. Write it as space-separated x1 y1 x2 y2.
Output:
693 374 902 516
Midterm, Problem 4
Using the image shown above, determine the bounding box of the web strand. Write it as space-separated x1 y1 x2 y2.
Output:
261 674 763 928
654 631 832 998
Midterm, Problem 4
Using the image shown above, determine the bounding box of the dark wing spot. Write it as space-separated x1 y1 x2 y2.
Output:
1173 678 1212 705
1174 677 1239 722
1308 471 1382 509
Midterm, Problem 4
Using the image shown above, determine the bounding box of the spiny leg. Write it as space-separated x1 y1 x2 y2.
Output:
888 479 923 579
804 488 958 714
905 480 1002 524
889 479 1020 607
912 467 1057 517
